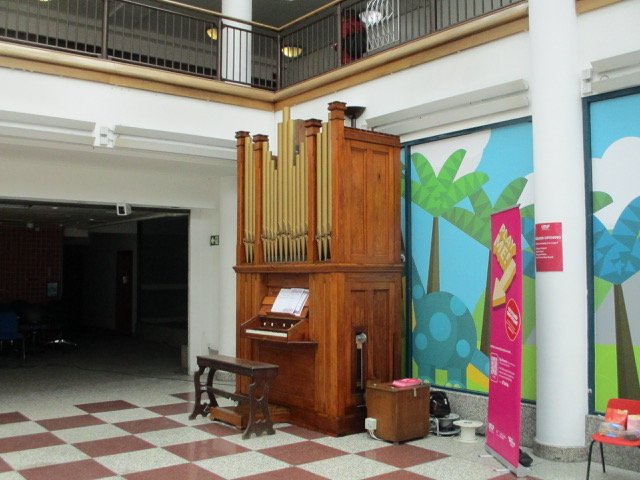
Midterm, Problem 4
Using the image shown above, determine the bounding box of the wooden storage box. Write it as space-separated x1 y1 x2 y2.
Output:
366 382 430 442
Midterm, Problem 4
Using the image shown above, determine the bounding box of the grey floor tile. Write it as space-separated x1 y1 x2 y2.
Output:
94 448 187 475
301 453 398 479
195 450 289 479
1 444 89 470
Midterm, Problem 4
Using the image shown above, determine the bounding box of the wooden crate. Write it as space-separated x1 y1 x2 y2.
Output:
366 382 430 442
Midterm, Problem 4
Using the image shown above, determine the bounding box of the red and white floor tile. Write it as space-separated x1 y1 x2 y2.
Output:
1 392 539 480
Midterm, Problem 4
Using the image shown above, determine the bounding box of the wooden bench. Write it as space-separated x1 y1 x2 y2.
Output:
188 354 279 439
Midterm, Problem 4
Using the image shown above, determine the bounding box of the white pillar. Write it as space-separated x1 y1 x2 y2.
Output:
529 0 589 454
221 0 252 85
217 175 238 356
188 207 219 372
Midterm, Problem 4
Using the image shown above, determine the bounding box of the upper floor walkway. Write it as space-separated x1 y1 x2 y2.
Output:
0 0 619 109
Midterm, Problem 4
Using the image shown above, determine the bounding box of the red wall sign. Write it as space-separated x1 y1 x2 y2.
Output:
535 222 563 272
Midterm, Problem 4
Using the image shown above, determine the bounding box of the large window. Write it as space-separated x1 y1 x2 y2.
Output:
403 119 535 399
585 87 640 411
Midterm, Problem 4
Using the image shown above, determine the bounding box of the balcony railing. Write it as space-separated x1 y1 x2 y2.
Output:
0 0 522 91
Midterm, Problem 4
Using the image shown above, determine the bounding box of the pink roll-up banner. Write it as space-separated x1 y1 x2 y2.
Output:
486 206 526 476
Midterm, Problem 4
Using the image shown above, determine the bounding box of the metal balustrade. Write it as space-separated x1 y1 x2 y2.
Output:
0 0 524 91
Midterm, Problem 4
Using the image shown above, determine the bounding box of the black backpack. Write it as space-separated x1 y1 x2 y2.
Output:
429 391 451 418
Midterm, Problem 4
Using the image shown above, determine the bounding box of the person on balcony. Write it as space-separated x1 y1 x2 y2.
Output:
340 9 366 64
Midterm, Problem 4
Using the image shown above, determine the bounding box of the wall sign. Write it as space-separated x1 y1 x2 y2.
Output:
535 222 563 272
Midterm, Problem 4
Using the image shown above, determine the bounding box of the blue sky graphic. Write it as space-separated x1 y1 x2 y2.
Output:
409 122 533 310
591 93 640 158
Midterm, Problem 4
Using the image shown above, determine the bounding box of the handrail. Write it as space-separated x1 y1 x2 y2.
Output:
0 0 527 92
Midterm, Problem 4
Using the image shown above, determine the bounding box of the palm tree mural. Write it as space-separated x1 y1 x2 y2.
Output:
593 194 640 400
410 149 489 293
442 178 535 355
409 149 490 387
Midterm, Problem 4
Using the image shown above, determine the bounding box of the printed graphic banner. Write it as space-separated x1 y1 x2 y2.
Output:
486 206 523 472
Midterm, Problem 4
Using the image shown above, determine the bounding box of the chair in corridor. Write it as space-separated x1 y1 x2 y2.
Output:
0 312 26 361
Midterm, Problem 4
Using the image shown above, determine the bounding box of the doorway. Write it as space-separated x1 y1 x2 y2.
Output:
116 250 133 335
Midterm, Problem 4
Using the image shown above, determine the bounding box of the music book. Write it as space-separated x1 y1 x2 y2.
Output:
271 288 309 316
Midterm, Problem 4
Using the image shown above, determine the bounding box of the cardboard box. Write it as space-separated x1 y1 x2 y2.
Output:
366 382 430 442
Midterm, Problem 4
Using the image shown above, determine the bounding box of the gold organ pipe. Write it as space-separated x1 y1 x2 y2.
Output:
261 142 267 262
297 139 302 261
269 152 276 262
271 153 277 261
298 149 303 262
302 139 308 261
292 149 298 261
318 124 324 261
321 121 329 260
277 120 284 262
282 111 288 262
284 113 293 261
255 107 318 263
316 130 323 260
272 148 277 262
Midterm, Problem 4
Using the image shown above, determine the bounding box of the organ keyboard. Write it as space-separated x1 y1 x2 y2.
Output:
240 295 313 344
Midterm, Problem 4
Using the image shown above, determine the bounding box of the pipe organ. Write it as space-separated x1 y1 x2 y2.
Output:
235 101 402 435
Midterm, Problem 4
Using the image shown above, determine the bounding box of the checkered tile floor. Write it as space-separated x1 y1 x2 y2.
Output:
1 390 536 480
1 332 637 480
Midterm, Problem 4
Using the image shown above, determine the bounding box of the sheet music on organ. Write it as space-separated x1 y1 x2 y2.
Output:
271 288 309 316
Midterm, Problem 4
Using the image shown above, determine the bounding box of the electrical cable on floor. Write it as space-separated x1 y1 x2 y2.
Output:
367 429 382 441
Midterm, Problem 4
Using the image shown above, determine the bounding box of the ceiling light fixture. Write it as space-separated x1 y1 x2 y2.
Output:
281 46 302 58
360 10 383 26
206 26 218 41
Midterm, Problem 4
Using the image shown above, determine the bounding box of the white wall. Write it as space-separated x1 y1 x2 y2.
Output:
217 175 238 357
283 32 532 141
0 68 273 141
578 0 640 68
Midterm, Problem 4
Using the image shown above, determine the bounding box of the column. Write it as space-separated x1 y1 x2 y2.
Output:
188 207 219 372
529 0 589 458
221 0 252 85
217 175 238 357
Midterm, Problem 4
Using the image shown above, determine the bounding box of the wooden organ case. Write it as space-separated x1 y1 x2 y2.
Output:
234 102 402 436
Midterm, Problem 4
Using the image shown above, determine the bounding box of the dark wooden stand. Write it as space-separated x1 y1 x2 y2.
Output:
189 354 279 439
